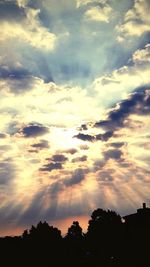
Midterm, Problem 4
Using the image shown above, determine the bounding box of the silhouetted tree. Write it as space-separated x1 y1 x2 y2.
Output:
87 208 122 235
66 221 83 239
28 221 62 242
0 205 150 267
64 221 85 265
22 229 29 239
86 208 123 265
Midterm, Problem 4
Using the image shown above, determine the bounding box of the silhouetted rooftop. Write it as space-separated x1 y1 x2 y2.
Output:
123 203 150 224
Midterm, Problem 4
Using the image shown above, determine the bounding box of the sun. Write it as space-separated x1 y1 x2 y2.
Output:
46 127 84 150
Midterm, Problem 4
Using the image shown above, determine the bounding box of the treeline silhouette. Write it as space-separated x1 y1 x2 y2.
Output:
0 205 150 267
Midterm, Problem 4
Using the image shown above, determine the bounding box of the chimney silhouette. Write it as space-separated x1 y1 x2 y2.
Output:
143 203 146 209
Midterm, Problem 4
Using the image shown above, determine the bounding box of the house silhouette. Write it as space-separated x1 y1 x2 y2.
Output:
123 203 150 226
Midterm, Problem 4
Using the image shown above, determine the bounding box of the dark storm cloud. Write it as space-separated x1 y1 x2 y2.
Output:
72 155 87 163
64 168 87 187
95 120 110 128
0 68 41 94
22 124 49 137
110 142 125 148
31 140 50 149
62 148 78 154
0 0 26 22
104 149 123 160
96 131 113 141
0 67 31 80
74 133 95 142
51 154 68 163
28 149 38 153
78 124 88 131
0 133 7 138
0 64 42 94
74 131 113 142
40 154 68 172
76 89 150 143
0 63 53 94
40 162 63 172
94 89 150 137
3 75 40 94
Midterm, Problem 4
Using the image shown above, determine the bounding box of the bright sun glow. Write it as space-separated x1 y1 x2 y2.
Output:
48 127 84 150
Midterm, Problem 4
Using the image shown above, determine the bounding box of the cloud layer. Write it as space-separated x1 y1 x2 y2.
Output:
0 0 149 236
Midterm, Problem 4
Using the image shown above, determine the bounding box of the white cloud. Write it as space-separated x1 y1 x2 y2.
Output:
76 0 107 8
76 0 112 23
116 0 150 38
1 45 148 132
0 76 102 130
0 7 57 50
17 0 28 7
76 0 93 8
132 44 150 63
84 5 112 23
93 44 150 104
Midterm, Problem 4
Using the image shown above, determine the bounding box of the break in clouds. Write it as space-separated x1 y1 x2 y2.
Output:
0 0 150 236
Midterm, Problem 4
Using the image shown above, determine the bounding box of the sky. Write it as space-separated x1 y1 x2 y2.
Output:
0 0 150 236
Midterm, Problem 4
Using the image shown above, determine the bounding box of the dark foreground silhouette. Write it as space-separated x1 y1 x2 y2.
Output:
0 203 150 266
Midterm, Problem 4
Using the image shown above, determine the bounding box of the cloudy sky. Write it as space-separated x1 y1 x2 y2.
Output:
0 0 150 236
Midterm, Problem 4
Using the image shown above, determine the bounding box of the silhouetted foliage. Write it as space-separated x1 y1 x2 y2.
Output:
27 221 61 241
0 204 150 267
66 221 83 239
88 208 122 234
22 229 28 239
